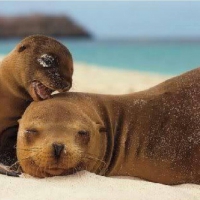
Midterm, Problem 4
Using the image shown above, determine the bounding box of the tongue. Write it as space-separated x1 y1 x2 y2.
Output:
30 82 53 101
35 85 51 100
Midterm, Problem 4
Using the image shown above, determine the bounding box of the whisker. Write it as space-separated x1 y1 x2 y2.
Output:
9 160 20 171
16 147 42 150
84 154 106 166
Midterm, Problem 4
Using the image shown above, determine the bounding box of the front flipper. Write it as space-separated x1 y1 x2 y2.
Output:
0 163 21 177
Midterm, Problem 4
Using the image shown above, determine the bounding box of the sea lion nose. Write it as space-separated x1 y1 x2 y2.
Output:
56 81 71 92
62 82 71 91
52 143 64 159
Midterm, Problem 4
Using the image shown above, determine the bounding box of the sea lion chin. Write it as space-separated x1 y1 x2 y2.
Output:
17 67 200 185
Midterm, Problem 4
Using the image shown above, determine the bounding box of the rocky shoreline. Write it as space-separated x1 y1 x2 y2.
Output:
0 15 91 38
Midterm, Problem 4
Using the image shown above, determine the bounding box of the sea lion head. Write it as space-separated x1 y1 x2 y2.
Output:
17 98 106 178
11 35 73 100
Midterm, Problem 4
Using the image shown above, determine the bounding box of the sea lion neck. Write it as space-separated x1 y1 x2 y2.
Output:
77 93 148 175
0 66 30 134
0 56 30 100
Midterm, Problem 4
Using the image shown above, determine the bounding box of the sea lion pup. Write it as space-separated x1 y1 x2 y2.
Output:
0 35 73 175
17 67 200 184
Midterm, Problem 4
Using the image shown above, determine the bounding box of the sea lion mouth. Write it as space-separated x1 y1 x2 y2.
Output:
46 162 84 176
30 81 54 101
29 80 71 101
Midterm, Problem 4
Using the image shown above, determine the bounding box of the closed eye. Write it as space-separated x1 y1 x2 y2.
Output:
78 130 89 137
24 129 38 134
18 45 27 52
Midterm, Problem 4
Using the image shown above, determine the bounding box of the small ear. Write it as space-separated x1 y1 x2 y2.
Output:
96 122 107 133
99 127 107 133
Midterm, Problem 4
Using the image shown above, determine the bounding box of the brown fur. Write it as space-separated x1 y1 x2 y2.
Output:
0 35 73 170
17 67 200 184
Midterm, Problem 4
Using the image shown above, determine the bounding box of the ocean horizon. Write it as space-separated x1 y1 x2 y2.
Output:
1 38 200 76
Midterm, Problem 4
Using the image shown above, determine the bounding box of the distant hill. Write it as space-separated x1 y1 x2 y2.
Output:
0 15 91 38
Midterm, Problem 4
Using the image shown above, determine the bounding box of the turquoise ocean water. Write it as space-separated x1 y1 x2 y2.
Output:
1 39 200 75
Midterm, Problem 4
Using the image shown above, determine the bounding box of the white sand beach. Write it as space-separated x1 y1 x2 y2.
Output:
1 171 200 200
71 62 171 94
0 56 199 200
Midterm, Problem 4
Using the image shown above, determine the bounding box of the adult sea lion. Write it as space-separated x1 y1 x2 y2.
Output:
17 67 200 184
0 35 73 176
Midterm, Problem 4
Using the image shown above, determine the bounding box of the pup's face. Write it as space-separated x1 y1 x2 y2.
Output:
14 35 73 101
17 101 105 178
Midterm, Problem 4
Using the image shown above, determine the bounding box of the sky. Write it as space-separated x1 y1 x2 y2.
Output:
1 1 200 39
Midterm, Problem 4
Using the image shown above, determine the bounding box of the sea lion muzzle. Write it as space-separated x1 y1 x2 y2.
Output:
30 77 71 101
